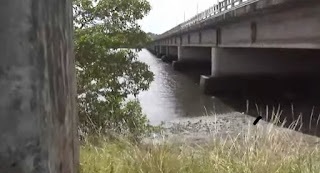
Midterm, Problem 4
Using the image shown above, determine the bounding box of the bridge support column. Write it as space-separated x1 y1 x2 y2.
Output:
200 48 320 99
162 46 178 62
154 45 160 57
157 46 167 58
172 46 211 73
149 45 156 54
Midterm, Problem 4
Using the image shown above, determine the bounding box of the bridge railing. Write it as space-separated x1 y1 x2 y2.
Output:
156 0 252 40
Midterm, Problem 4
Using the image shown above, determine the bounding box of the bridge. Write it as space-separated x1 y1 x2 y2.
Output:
147 0 320 98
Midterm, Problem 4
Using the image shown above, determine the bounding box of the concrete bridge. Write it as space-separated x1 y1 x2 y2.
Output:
147 0 320 99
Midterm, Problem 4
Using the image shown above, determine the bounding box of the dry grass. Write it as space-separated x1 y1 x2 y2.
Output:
80 109 320 173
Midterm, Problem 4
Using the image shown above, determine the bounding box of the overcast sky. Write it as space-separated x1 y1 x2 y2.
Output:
139 0 219 34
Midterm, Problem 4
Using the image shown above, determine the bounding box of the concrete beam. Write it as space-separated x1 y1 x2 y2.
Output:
167 46 178 56
189 32 200 44
173 46 211 72
156 0 320 49
160 46 167 55
201 29 216 45
219 2 320 49
155 0 318 40
0 0 78 173
161 46 178 63
152 0 320 49
177 46 211 62
211 48 320 76
182 35 189 45
201 47 320 97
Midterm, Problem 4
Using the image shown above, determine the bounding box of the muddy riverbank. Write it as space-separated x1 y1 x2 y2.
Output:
143 111 320 146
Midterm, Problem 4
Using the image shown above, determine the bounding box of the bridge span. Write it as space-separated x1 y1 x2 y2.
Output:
147 0 320 98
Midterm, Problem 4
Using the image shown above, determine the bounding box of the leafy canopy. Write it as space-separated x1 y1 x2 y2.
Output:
73 0 154 137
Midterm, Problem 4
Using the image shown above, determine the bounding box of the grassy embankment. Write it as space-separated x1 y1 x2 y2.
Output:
80 110 320 173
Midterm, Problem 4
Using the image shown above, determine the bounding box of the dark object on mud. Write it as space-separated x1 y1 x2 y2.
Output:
253 116 263 125
161 55 170 62
161 55 177 63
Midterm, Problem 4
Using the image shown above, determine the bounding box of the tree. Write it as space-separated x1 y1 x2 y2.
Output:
73 0 154 138
147 32 159 40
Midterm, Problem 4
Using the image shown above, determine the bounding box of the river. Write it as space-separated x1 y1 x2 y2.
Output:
137 49 240 125
137 49 320 137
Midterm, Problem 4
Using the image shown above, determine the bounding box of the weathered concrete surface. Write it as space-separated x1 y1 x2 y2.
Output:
0 0 78 173
219 2 320 49
154 46 161 57
201 47 320 97
178 46 211 61
153 0 320 49
154 46 166 58
166 46 178 57
211 48 320 76
161 46 178 62
160 46 167 56
156 0 318 39
172 46 211 72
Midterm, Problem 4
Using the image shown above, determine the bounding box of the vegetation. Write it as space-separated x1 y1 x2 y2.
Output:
73 0 154 138
80 113 320 173
73 0 320 172
147 32 159 40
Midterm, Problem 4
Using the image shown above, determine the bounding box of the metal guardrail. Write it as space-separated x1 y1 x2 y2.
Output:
155 0 253 40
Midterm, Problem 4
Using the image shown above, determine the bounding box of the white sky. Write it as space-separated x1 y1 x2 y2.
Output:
139 0 219 34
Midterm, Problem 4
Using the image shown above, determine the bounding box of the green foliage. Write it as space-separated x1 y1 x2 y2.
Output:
73 0 154 137
146 32 159 40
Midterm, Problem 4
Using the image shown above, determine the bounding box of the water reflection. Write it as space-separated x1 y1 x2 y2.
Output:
137 49 320 137
137 49 234 125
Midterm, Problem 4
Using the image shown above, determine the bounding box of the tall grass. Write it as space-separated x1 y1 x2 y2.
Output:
80 108 320 173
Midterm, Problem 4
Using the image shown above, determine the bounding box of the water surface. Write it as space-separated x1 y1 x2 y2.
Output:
137 49 231 125
137 49 320 137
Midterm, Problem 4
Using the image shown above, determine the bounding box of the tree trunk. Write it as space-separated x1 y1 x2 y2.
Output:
0 0 78 172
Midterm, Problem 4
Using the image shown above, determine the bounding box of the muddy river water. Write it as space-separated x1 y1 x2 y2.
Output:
137 49 320 139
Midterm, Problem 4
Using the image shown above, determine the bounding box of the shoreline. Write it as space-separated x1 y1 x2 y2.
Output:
143 112 320 146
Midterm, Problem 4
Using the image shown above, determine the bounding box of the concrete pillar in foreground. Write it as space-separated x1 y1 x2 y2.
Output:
172 46 211 72
200 47 320 98
0 0 78 173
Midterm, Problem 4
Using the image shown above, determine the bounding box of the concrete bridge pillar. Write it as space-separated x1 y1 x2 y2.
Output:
149 45 156 54
200 48 320 99
172 46 211 72
154 45 160 57
158 46 167 58
161 46 178 62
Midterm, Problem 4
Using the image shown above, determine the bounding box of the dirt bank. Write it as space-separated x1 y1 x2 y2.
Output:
143 112 320 146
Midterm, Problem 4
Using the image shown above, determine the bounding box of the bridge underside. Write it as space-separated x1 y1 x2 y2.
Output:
152 0 320 49
202 47 320 98
149 45 320 100
148 0 320 100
